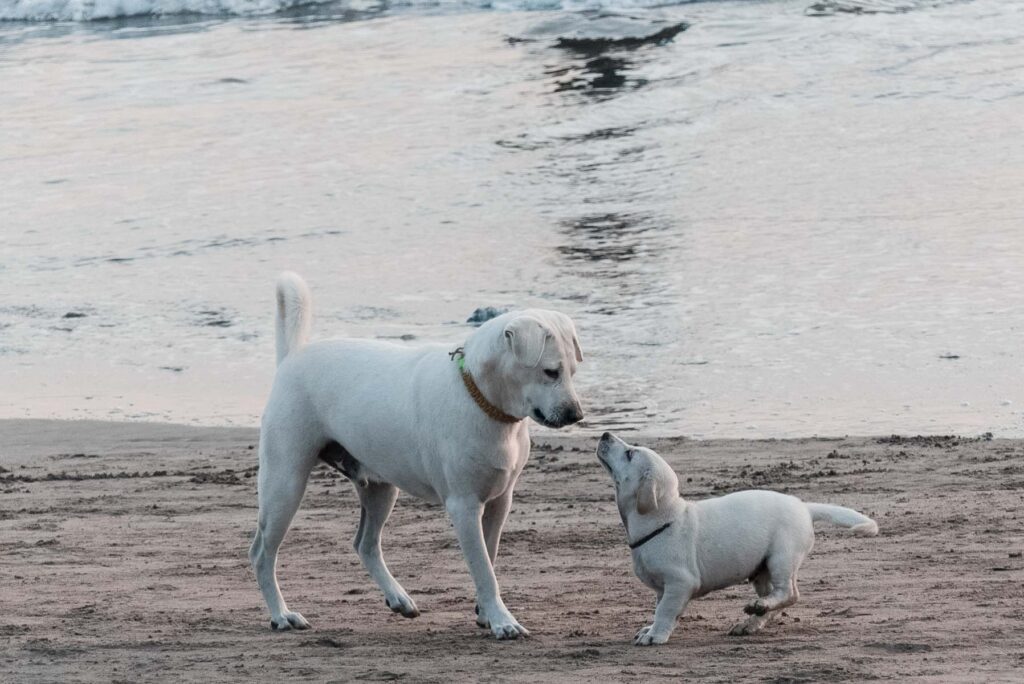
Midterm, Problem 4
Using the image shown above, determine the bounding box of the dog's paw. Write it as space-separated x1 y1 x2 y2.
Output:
634 624 654 641
270 611 311 631
634 628 669 646
484 609 529 640
384 592 420 619
491 619 529 640
744 599 769 616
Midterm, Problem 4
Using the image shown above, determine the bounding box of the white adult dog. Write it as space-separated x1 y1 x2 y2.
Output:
596 432 878 645
249 272 584 639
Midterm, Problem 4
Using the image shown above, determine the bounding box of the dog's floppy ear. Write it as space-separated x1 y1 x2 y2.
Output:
504 316 549 367
635 469 660 515
570 324 583 363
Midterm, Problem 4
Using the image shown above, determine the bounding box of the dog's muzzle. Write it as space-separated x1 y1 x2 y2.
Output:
533 403 584 429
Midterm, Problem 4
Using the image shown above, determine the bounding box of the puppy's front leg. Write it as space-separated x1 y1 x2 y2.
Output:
446 496 529 640
635 580 693 646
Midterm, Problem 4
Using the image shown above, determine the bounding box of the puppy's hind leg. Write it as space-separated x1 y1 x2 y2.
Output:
729 569 775 636
353 481 419 618
744 551 804 618
249 430 318 631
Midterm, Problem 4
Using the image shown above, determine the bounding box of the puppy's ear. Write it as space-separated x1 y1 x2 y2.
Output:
635 469 660 515
504 316 549 367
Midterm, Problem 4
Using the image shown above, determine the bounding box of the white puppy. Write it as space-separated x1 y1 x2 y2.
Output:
248 273 584 639
596 432 878 645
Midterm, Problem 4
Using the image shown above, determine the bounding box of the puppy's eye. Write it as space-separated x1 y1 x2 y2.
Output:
626 449 634 462
544 368 560 380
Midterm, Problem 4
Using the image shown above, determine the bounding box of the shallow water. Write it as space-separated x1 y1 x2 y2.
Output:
2 0 1022 437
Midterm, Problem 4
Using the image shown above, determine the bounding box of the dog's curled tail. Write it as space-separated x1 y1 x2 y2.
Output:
806 503 879 537
275 271 312 366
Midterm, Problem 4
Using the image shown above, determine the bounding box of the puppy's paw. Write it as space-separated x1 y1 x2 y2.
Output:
728 621 758 636
270 611 311 631
634 624 654 641
384 592 420 619
634 629 669 646
744 599 769 616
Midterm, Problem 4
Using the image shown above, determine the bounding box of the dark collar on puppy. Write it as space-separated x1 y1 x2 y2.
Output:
450 347 522 425
628 522 672 550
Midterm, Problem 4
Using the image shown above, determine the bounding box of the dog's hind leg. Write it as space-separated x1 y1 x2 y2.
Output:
729 569 776 636
353 481 420 618
249 428 318 631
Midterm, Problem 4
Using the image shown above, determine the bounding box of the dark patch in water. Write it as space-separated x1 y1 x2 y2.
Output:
497 126 635 152
195 309 234 328
805 0 935 15
514 13 688 100
513 12 689 54
553 22 689 56
557 213 659 263
552 56 642 95
62 312 87 319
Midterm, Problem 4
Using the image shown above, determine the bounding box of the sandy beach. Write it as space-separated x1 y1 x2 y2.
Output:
2 418 1021 682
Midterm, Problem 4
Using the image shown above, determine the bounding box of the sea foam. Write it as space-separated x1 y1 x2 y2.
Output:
0 0 687 22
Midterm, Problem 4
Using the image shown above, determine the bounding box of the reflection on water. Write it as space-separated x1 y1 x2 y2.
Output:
1 0 1022 438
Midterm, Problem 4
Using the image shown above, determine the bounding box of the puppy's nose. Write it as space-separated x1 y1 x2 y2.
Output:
600 431 613 442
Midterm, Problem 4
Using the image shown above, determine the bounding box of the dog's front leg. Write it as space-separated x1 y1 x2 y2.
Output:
446 496 529 640
634 580 693 646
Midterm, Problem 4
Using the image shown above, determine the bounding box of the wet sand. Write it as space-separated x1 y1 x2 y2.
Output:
1 419 1022 682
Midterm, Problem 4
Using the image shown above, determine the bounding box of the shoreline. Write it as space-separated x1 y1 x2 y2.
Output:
2 418 1022 681
0 417 1007 454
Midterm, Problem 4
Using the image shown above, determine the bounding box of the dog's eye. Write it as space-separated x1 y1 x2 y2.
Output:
544 368 560 380
626 449 634 462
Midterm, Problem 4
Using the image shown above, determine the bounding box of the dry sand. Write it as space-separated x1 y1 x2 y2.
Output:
1 419 1022 682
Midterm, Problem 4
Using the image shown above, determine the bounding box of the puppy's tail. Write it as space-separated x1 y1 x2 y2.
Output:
275 271 312 366
806 503 879 537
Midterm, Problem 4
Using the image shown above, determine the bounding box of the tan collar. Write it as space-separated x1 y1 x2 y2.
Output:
451 348 522 424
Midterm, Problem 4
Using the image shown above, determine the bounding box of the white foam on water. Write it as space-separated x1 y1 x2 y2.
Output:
0 0 327 20
0 0 694 21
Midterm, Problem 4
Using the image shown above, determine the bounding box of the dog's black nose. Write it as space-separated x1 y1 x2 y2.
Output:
566 404 584 426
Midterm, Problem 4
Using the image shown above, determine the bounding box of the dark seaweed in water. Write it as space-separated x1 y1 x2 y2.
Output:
514 12 689 54
466 306 508 326
553 21 690 56
517 13 689 98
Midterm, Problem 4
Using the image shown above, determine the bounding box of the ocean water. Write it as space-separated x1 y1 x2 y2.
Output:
1 0 1022 438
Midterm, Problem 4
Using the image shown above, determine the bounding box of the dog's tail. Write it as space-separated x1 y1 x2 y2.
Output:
275 271 312 366
805 503 879 537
